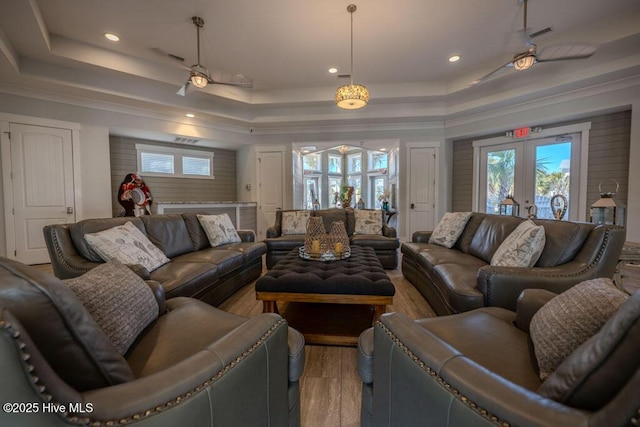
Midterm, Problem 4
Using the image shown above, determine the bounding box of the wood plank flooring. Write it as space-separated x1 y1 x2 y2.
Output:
32 258 436 427
218 262 435 427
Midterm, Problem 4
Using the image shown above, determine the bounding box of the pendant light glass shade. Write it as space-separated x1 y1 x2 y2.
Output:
335 84 369 109
335 4 368 109
190 71 208 88
513 53 535 71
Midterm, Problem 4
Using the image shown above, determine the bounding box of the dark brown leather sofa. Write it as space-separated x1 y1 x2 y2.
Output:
43 213 266 306
401 213 626 314
0 257 305 427
357 288 640 427
264 208 400 269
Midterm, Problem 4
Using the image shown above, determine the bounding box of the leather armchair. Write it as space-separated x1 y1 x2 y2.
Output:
358 289 639 427
0 258 305 427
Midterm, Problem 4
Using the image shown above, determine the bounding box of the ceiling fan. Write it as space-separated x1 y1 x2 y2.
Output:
472 0 598 84
155 16 253 96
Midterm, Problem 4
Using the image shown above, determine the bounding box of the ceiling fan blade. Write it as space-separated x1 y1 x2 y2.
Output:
537 43 598 62
207 70 254 88
529 26 553 40
176 81 190 96
471 60 514 85
151 47 185 63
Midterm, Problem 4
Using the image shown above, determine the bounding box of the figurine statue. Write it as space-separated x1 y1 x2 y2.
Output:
550 194 568 220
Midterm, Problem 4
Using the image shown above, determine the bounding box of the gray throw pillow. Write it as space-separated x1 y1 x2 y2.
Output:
64 260 159 354
538 290 640 410
529 278 628 380
428 212 472 248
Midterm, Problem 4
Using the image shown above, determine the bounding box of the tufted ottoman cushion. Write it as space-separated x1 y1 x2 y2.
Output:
256 246 394 296
255 246 395 345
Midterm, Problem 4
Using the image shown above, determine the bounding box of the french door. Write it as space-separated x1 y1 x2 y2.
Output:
478 134 581 220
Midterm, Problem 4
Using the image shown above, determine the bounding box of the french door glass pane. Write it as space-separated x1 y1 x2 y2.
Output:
329 178 341 207
486 149 515 214
305 178 318 209
534 142 571 219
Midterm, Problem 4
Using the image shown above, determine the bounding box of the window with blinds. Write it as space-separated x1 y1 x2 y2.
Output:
136 144 214 179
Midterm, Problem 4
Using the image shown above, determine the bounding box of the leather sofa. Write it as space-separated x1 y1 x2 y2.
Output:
357 288 640 427
44 213 266 306
265 208 400 269
0 257 305 427
401 213 626 314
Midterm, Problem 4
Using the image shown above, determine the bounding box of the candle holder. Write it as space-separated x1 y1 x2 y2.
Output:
304 217 329 256
328 220 350 256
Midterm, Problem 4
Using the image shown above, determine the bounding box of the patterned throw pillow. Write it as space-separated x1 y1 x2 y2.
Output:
428 212 472 248
85 221 170 272
354 210 383 235
529 278 628 380
64 260 159 355
281 211 310 235
197 213 241 247
491 219 546 267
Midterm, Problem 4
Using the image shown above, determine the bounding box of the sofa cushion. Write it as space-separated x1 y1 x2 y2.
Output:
453 213 486 253
141 214 194 258
538 290 640 410
534 220 593 268
64 260 158 354
281 211 310 235
173 249 244 276
491 219 546 267
150 262 219 298
315 208 348 233
468 215 522 263
529 278 628 380
182 213 211 251
85 221 170 272
350 234 400 250
428 212 472 248
197 213 241 247
0 258 134 391
354 209 383 235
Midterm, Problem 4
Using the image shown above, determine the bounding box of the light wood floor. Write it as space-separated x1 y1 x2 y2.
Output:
218 264 436 427
33 260 435 427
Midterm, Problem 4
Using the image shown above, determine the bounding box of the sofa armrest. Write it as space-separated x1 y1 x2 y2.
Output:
382 224 397 238
43 224 101 279
145 280 167 315
514 289 557 333
477 261 599 311
411 231 432 243
371 312 590 427
266 226 280 238
237 229 256 242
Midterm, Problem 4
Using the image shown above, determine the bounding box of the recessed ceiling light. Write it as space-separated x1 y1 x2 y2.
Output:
328 67 338 74
380 148 387 151
186 113 195 118
448 55 461 63
104 33 120 42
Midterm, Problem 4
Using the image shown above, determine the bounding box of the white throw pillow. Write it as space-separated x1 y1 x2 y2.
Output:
281 211 310 235
491 219 546 267
197 213 241 247
428 212 472 248
64 260 159 355
85 221 169 272
354 210 383 235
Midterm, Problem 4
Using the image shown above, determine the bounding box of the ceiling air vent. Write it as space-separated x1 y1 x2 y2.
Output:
174 136 199 145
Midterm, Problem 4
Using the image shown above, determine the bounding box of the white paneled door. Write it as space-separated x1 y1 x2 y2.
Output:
256 150 284 240
6 123 75 264
408 147 436 239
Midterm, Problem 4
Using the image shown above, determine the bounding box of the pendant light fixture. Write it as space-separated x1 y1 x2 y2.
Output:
335 4 369 109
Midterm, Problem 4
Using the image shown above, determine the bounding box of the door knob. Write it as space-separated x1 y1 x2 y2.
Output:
411 203 415 209
66 207 74 214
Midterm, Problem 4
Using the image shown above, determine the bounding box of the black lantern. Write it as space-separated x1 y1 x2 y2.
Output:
590 180 626 226
499 195 520 216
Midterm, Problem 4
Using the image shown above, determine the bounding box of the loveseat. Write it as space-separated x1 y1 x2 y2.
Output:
264 208 400 269
401 212 626 315
357 286 639 427
44 213 266 306
0 257 305 427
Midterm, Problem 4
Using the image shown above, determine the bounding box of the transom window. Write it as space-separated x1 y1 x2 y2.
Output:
136 144 214 179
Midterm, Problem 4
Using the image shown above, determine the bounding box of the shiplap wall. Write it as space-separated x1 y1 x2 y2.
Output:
451 110 631 214
109 136 237 217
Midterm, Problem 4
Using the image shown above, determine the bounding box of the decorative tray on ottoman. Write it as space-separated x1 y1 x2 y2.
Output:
298 246 351 262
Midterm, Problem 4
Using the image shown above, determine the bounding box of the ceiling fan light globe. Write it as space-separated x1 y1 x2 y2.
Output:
513 54 535 71
335 84 369 109
190 72 208 88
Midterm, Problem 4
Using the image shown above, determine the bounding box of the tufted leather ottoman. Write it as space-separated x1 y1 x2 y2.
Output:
255 246 395 345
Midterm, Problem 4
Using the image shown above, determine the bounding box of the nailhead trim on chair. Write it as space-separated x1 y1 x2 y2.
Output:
1 317 286 426
377 321 510 427
47 227 93 276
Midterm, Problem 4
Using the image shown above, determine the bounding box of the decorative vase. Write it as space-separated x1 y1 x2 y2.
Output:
304 217 329 255
328 221 350 255
550 194 568 220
